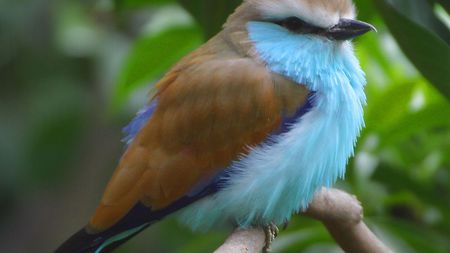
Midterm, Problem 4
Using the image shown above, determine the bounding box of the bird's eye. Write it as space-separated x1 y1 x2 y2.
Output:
279 17 306 31
275 17 322 34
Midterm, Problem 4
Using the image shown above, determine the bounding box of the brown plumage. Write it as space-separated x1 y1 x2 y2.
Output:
89 32 309 231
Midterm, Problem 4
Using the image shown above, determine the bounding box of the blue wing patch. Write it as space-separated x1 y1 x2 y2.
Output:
122 100 158 145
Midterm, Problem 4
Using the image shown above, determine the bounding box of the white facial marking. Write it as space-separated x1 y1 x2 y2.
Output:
254 0 355 28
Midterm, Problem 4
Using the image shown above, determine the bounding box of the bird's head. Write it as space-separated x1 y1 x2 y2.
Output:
225 0 376 42
224 0 374 94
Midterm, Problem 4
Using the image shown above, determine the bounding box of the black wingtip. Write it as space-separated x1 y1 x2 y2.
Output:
54 196 216 253
55 227 102 253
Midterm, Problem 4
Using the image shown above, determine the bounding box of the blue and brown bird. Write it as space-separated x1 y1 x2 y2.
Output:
56 0 375 252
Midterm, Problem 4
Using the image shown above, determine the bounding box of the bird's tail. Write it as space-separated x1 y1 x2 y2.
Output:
55 203 158 253
54 223 149 253
55 182 218 252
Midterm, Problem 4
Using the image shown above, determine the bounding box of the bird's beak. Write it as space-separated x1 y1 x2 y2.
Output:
326 19 377 41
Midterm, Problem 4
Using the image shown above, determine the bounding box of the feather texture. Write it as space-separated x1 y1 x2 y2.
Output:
178 21 366 230
247 0 355 28
122 101 158 145
88 35 310 232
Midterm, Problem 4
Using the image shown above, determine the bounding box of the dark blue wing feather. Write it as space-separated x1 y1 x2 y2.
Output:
122 100 158 145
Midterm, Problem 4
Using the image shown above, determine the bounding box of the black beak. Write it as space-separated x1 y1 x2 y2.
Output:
326 19 376 41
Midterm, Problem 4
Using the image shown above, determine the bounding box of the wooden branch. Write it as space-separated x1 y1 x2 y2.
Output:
214 229 266 253
214 188 393 253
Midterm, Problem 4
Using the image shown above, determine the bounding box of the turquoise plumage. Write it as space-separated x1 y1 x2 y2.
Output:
179 21 366 230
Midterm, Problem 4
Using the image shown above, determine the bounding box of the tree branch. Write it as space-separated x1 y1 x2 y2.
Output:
214 188 393 253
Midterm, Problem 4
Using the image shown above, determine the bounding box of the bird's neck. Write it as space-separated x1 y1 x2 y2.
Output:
247 21 366 106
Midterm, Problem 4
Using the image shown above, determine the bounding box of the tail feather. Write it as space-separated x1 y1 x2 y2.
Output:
55 227 102 253
55 203 155 253
55 180 220 252
55 223 149 253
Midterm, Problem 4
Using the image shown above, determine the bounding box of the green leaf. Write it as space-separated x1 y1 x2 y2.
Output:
379 101 450 145
178 0 241 38
374 0 450 99
112 26 202 111
386 0 450 44
364 82 415 134
353 0 378 21
436 0 450 14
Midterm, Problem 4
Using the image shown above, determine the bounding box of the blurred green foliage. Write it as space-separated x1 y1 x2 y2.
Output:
0 0 449 253
113 25 202 110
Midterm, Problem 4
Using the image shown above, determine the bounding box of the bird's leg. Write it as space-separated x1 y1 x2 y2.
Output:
263 222 279 253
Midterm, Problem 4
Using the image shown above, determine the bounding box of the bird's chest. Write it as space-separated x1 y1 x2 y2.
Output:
178 84 365 230
216 80 364 226
230 32 367 224
177 23 366 229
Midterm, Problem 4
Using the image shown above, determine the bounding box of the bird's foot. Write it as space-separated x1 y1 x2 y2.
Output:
263 222 279 253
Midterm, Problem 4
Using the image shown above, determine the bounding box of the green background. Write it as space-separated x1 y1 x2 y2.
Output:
0 0 449 252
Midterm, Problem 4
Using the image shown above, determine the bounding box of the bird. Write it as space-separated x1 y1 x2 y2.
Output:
55 0 375 252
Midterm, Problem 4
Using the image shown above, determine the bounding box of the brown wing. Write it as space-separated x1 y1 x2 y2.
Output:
89 48 309 231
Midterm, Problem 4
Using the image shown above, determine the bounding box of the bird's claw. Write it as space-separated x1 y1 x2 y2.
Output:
263 222 279 253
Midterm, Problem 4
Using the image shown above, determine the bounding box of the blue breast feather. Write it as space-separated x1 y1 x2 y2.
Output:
178 21 366 230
